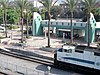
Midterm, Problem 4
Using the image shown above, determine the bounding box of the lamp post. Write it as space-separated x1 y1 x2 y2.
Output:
44 66 51 75
47 66 51 73
23 9 27 14
22 9 27 49
23 9 29 38
10 14 13 40
11 24 13 40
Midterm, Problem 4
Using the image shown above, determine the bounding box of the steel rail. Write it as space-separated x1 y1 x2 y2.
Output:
0 48 54 66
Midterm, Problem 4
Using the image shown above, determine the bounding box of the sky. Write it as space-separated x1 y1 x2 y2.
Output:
10 0 64 4
58 0 63 3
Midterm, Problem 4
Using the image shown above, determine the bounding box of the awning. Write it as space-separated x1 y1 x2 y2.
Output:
58 29 71 32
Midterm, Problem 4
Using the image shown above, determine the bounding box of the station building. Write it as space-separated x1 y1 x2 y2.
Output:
32 12 100 43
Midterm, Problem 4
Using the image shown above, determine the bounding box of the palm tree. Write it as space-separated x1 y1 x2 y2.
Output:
1 0 10 38
24 9 32 38
15 0 32 43
25 3 33 38
39 0 58 47
63 0 78 43
83 0 98 47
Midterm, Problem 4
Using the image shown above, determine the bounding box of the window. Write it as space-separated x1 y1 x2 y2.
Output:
94 52 100 56
68 23 69 26
58 48 63 52
81 23 82 26
62 23 64 25
74 23 76 26
95 23 96 26
93 20 94 23
75 49 83 53
64 49 72 53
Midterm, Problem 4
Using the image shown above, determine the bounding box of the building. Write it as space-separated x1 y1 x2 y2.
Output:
60 0 85 18
29 0 59 8
32 12 100 43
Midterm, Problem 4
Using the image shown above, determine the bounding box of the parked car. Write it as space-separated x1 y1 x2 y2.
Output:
0 26 5 32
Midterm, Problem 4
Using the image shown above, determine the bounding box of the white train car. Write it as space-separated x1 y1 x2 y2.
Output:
54 45 100 73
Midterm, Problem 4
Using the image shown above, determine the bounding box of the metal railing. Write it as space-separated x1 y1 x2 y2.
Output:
0 60 51 75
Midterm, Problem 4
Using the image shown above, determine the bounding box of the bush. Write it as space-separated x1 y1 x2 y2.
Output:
7 25 19 30
12 25 19 29
64 42 77 46
7 25 12 30
0 36 5 39
24 28 32 34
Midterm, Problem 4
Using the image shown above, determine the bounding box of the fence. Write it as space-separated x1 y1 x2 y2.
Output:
0 60 51 75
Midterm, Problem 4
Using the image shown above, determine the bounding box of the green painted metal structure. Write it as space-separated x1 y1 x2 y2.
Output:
32 12 43 36
32 12 98 43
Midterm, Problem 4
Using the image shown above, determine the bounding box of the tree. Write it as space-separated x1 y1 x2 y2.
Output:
33 7 39 12
39 0 58 47
63 0 78 43
25 3 33 38
94 7 100 22
7 8 19 24
1 0 10 37
40 8 46 20
51 6 64 20
0 9 3 24
83 0 98 47
15 0 32 43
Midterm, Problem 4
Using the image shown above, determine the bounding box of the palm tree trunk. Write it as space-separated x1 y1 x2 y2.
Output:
47 12 50 47
3 11 4 26
4 9 7 38
18 16 20 25
87 13 90 47
21 12 24 43
70 12 73 43
26 13 29 38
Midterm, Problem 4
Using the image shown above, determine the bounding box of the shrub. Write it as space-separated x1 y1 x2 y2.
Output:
12 25 19 29
0 36 4 39
7 25 19 30
64 42 77 46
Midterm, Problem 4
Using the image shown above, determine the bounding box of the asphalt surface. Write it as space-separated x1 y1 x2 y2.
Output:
0 53 83 75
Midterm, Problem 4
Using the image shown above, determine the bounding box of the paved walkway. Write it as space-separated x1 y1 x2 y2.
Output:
0 29 98 58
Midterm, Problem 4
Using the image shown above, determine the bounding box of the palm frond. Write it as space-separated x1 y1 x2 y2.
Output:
14 0 33 14
63 0 78 12
83 0 98 13
1 0 10 9
38 0 58 12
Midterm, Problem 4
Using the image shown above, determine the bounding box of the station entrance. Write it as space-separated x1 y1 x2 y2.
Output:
58 29 85 40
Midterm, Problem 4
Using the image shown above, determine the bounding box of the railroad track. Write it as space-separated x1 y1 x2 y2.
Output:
0 47 54 66
0 47 54 75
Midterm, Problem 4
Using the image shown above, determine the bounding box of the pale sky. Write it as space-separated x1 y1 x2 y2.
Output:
10 0 64 4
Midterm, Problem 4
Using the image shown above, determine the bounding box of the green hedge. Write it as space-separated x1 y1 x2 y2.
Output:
7 25 19 30
0 36 5 39
64 42 78 46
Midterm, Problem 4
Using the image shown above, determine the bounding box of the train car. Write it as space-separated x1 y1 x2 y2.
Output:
54 45 100 74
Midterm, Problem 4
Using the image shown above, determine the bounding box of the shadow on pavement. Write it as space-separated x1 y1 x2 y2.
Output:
36 64 72 75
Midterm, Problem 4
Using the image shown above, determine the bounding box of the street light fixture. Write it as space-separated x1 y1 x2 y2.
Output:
23 9 27 14
47 66 51 72
44 66 51 75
